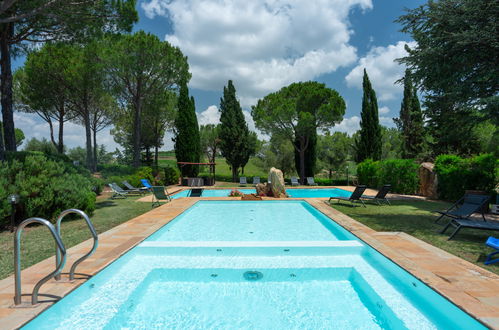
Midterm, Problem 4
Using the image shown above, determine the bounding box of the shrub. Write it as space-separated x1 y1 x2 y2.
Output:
356 158 418 194
435 153 498 200
356 159 380 188
0 155 96 227
164 166 180 185
98 164 135 178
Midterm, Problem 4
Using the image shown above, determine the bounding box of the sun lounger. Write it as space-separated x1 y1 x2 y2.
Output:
361 184 391 205
108 183 127 199
441 218 499 240
140 179 153 191
239 177 247 185
306 177 317 186
151 186 172 208
252 176 260 185
328 185 367 207
122 181 148 195
485 237 499 265
291 177 299 186
434 194 490 223
189 188 204 197
189 178 203 187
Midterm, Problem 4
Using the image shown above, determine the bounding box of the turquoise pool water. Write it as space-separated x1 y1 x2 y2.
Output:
23 201 485 329
170 187 352 198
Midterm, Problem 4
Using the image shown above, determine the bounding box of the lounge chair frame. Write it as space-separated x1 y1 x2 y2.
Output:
108 183 127 199
239 177 247 185
328 185 367 207
441 218 499 240
151 186 172 208
122 180 148 195
485 237 499 265
306 177 317 186
435 194 489 224
362 184 391 205
290 177 299 186
252 176 260 185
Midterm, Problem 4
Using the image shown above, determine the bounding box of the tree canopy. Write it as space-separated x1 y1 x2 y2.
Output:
219 80 254 182
355 69 382 162
253 81 345 182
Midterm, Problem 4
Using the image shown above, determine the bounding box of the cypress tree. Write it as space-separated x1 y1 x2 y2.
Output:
394 69 425 158
174 82 200 177
355 69 382 162
219 80 251 182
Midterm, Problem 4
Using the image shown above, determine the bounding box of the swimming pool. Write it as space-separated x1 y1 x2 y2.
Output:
171 187 352 198
23 201 485 329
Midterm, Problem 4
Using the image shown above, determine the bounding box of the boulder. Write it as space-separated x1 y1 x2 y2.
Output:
268 167 287 198
241 194 262 200
255 183 271 196
418 162 438 198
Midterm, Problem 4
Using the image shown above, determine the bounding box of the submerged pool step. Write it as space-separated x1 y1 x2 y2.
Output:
136 240 365 256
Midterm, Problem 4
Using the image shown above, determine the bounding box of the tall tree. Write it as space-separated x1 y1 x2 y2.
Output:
397 0 498 155
219 80 253 182
294 131 317 180
173 82 200 177
255 133 295 177
104 31 190 167
89 93 114 167
252 81 345 183
14 44 75 154
200 124 220 176
355 69 382 162
0 0 137 160
318 132 352 179
394 69 425 158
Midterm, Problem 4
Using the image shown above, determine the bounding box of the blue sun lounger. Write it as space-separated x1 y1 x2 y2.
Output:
485 237 499 265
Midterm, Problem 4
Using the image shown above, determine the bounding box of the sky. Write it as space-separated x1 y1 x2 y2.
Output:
13 0 427 151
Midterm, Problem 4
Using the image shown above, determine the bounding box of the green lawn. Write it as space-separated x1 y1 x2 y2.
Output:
0 195 151 280
330 200 499 274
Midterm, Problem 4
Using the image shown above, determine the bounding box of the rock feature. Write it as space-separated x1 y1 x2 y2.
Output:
418 162 438 198
241 194 262 200
268 167 287 198
255 183 271 196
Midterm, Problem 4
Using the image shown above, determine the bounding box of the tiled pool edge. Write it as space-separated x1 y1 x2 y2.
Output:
0 197 497 329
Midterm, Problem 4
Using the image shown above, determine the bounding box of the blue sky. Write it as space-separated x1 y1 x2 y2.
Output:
14 0 426 150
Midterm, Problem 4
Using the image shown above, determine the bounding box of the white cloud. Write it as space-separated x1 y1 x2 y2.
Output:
142 0 373 107
330 116 360 136
379 106 390 114
345 41 416 101
197 105 220 126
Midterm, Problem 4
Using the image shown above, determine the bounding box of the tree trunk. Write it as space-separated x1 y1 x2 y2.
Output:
93 127 97 170
0 22 16 151
83 96 94 171
132 95 142 168
58 115 64 154
299 148 305 185
232 166 238 182
0 122 4 160
154 145 158 167
48 119 57 149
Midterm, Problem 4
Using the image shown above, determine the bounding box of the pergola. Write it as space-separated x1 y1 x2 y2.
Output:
177 162 217 184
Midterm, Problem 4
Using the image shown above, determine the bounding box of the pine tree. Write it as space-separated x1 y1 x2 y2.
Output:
356 69 382 162
174 82 200 177
219 80 252 182
394 69 425 159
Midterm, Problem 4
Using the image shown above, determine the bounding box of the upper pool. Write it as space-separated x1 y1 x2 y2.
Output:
147 201 356 241
170 187 352 199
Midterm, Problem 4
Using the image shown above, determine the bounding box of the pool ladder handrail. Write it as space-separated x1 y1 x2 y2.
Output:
55 209 98 281
14 218 67 306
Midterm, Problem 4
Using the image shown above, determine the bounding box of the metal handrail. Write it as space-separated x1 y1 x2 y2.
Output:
55 209 98 281
14 218 66 305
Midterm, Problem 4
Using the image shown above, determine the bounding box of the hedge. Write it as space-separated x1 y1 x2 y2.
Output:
0 154 96 228
434 153 498 200
357 158 419 195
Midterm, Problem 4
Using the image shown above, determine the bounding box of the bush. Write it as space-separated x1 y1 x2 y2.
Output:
0 155 96 228
435 153 498 200
164 166 180 185
356 158 419 194
98 164 135 178
356 159 380 188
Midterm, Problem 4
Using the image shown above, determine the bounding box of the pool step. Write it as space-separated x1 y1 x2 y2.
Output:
136 240 365 256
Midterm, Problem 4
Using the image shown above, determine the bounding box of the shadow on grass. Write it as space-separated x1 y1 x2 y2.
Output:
95 200 117 209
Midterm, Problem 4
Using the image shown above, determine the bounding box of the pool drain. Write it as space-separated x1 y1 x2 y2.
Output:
244 271 263 281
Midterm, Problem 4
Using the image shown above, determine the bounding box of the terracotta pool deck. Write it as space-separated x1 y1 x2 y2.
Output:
0 196 498 329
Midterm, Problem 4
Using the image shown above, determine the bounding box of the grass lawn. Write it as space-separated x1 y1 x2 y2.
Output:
330 199 499 274
0 195 151 280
